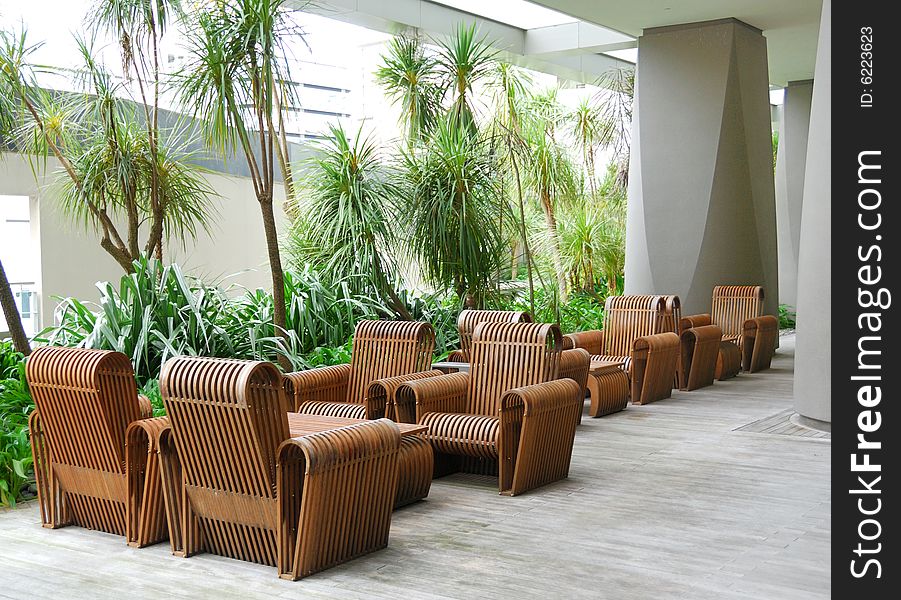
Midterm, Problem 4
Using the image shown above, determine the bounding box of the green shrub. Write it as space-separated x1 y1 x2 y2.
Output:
500 286 607 334
779 304 796 329
0 357 34 507
1 340 24 380
36 258 390 380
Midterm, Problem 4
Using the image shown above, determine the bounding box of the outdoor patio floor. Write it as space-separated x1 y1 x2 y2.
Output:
0 334 830 599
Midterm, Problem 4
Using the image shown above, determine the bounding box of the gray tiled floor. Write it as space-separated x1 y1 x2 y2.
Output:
0 334 830 599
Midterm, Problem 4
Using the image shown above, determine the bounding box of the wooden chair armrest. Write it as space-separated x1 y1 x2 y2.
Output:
498 379 582 496
276 419 400 580
563 330 604 356
500 378 583 418
283 364 352 411
396 372 470 423
367 370 444 421
680 313 712 330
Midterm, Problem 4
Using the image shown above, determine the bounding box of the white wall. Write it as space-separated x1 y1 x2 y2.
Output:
0 152 289 331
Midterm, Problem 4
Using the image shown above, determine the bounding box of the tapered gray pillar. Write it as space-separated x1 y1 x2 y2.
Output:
775 80 813 309
625 18 778 317
794 0 830 426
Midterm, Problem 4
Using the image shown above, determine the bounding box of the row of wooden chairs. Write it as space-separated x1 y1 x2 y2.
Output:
24 285 776 579
25 320 589 579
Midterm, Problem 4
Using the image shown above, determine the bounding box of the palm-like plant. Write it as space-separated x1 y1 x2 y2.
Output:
435 23 497 135
3 28 216 273
289 123 412 319
375 35 440 145
595 67 634 191
569 97 605 196
403 116 507 305
485 62 537 311
176 0 301 368
90 0 184 260
522 88 577 303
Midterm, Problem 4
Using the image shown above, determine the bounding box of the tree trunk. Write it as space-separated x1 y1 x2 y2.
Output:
540 191 568 303
0 258 31 356
259 198 291 371
509 148 535 315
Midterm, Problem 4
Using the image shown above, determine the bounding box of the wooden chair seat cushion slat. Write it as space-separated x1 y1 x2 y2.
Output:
296 400 368 420
716 341 742 380
420 413 499 459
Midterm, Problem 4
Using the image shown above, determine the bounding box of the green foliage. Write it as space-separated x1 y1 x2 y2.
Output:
435 23 497 134
0 351 33 507
772 130 779 173
0 340 24 380
288 124 411 318
501 286 607 335
403 116 508 304
375 35 441 144
35 258 389 380
779 304 796 329
139 378 166 418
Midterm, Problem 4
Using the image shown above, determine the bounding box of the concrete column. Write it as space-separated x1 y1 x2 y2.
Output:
625 18 778 317
774 80 813 309
793 0 831 426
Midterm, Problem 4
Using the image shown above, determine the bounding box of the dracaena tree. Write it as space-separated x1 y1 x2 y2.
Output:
176 0 302 368
0 27 215 274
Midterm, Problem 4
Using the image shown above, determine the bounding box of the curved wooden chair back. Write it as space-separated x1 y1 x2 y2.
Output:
711 285 764 341
161 357 288 504
25 347 141 535
656 295 683 336
456 310 532 357
602 295 668 357
347 320 436 403
467 321 562 417
28 347 140 474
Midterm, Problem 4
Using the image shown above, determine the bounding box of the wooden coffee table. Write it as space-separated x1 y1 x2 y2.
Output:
430 361 470 374
286 413 427 437
586 359 630 417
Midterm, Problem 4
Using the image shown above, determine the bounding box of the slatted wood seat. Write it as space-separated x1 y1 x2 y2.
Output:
395 322 585 496
26 347 167 548
683 286 773 379
565 295 681 405
742 315 779 373
447 310 532 362
159 356 400 580
285 320 439 421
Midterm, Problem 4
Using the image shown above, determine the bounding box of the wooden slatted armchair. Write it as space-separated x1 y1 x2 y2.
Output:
446 309 590 410
395 322 585 496
26 347 167 547
447 309 532 362
682 286 771 379
564 295 681 405
159 356 401 580
284 320 438 421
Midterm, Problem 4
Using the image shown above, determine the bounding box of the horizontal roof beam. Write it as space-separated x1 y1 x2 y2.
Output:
292 0 634 83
